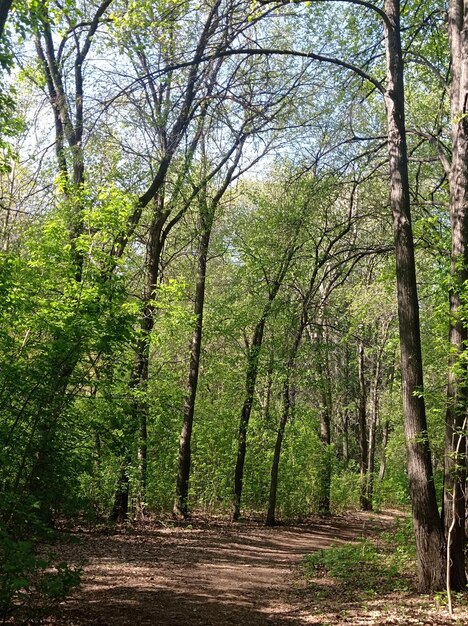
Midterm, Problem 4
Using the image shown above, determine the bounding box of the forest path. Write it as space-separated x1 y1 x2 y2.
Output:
46 511 399 626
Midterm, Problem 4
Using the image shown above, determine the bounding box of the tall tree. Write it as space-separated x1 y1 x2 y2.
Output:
382 0 445 591
443 0 468 593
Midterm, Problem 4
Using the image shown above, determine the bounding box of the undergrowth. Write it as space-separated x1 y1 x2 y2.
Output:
0 528 81 625
303 517 415 595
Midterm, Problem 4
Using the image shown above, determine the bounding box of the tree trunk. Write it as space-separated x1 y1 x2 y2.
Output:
379 419 389 481
174 215 212 519
233 317 268 521
232 243 295 521
318 401 332 515
132 204 166 521
342 409 350 464
266 323 303 526
111 460 130 523
443 0 468 592
383 0 446 592
366 359 379 509
266 378 291 526
358 341 370 511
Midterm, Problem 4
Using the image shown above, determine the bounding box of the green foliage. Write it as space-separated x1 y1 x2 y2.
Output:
0 528 81 624
330 464 361 511
303 520 415 594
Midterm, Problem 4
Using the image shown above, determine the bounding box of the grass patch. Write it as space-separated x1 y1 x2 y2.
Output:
303 518 415 595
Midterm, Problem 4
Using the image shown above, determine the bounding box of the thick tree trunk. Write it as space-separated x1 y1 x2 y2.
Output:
174 218 212 519
383 0 445 592
443 0 468 592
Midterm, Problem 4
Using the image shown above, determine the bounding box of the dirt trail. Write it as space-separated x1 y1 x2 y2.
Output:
44 511 400 626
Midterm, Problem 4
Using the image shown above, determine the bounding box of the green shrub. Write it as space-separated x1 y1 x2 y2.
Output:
303 524 414 594
303 539 384 588
0 528 81 624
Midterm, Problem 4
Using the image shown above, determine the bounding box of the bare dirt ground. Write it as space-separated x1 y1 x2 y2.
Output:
43 511 467 626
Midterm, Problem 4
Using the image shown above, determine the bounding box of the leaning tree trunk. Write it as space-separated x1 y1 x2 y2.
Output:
443 0 468 592
383 0 446 592
232 244 295 521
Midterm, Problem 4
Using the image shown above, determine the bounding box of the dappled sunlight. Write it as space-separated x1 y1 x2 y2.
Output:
43 513 411 626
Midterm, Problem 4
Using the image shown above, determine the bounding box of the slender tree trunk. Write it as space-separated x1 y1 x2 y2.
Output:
342 409 350 464
111 459 130 523
379 351 395 481
379 420 389 481
383 0 445 592
263 353 274 421
366 359 379 508
174 214 212 519
358 341 370 510
132 205 166 521
233 317 268 521
310 311 333 515
266 324 303 526
266 378 291 526
318 400 332 515
443 0 468 592
366 325 388 507
232 241 295 521
341 346 350 464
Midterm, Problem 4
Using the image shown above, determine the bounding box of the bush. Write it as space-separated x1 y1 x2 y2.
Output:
303 521 415 594
0 528 81 624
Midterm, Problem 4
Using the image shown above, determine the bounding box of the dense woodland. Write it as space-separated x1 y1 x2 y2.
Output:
0 0 468 615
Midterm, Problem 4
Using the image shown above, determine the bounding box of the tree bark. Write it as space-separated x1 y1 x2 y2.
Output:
266 378 292 526
232 240 297 521
383 0 445 592
131 201 167 521
173 212 212 519
233 315 269 521
317 321 332 515
365 357 379 509
111 459 130 523
266 325 303 526
342 409 350 464
443 0 468 592
358 341 370 510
